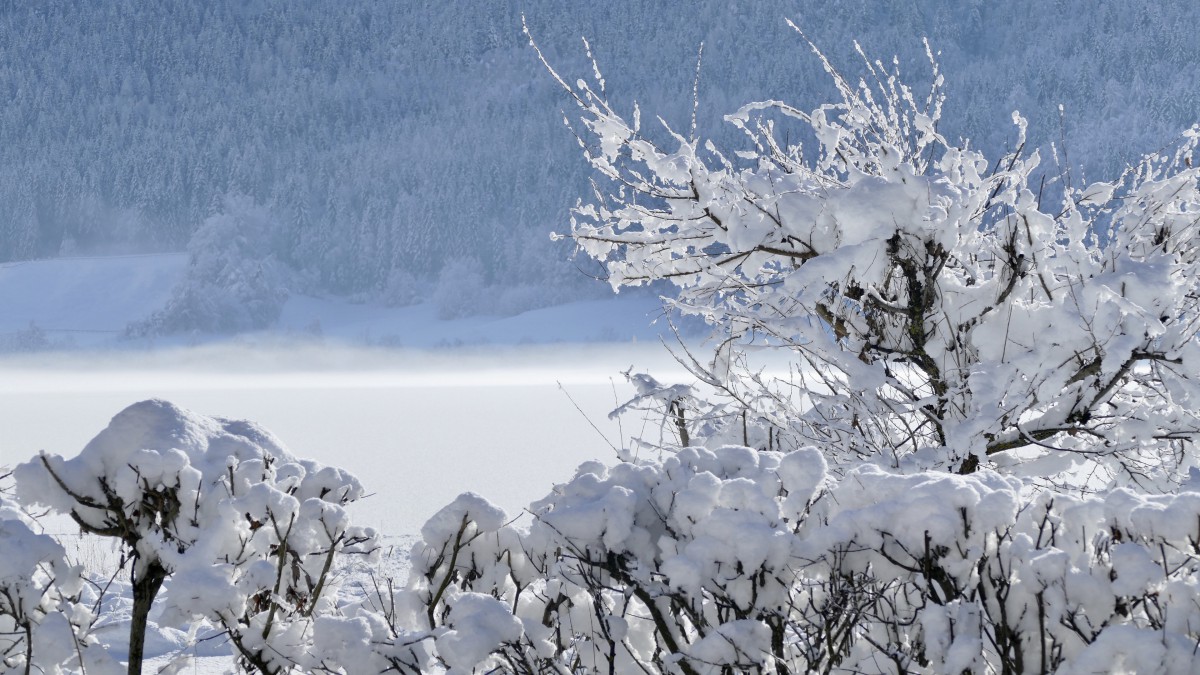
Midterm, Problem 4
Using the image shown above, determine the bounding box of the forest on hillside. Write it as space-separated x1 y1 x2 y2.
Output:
2 0 1198 319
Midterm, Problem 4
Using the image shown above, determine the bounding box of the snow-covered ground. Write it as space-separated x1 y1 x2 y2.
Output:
0 343 694 536
0 253 187 342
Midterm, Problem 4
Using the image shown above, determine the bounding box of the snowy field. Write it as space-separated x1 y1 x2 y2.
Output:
0 343 694 537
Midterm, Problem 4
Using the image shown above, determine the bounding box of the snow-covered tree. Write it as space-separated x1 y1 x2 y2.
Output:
538 25 1200 490
378 26 1200 675
12 400 386 674
128 195 290 336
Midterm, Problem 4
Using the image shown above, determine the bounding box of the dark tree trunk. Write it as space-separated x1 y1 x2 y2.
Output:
128 559 169 675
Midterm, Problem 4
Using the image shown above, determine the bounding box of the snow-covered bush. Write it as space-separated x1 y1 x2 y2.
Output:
129 195 290 336
414 449 1200 674
11 400 417 674
538 25 1200 490
0 492 121 674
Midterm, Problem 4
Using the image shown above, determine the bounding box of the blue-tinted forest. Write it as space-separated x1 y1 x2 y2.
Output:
2 1 1196 315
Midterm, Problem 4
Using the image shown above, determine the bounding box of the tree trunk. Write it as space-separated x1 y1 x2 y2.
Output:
128 559 168 675
957 454 979 475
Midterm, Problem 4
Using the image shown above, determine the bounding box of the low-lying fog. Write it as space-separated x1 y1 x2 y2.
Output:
0 344 697 536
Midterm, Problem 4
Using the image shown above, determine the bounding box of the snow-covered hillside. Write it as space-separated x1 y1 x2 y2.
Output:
0 253 682 350
0 254 186 347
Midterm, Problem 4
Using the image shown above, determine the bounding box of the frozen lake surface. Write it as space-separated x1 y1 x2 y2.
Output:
0 344 693 537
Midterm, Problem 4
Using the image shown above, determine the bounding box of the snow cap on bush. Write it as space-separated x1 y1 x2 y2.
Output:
12 399 378 673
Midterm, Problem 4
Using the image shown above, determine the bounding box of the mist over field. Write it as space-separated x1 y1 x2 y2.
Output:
0 344 699 534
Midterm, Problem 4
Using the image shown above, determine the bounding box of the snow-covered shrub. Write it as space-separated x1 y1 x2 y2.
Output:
129 195 290 335
0 492 121 674
407 449 824 673
402 493 521 673
414 449 1200 674
538 26 1200 490
11 399 406 674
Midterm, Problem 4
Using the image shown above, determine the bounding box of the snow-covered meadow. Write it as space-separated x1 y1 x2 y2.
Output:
0 343 688 537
